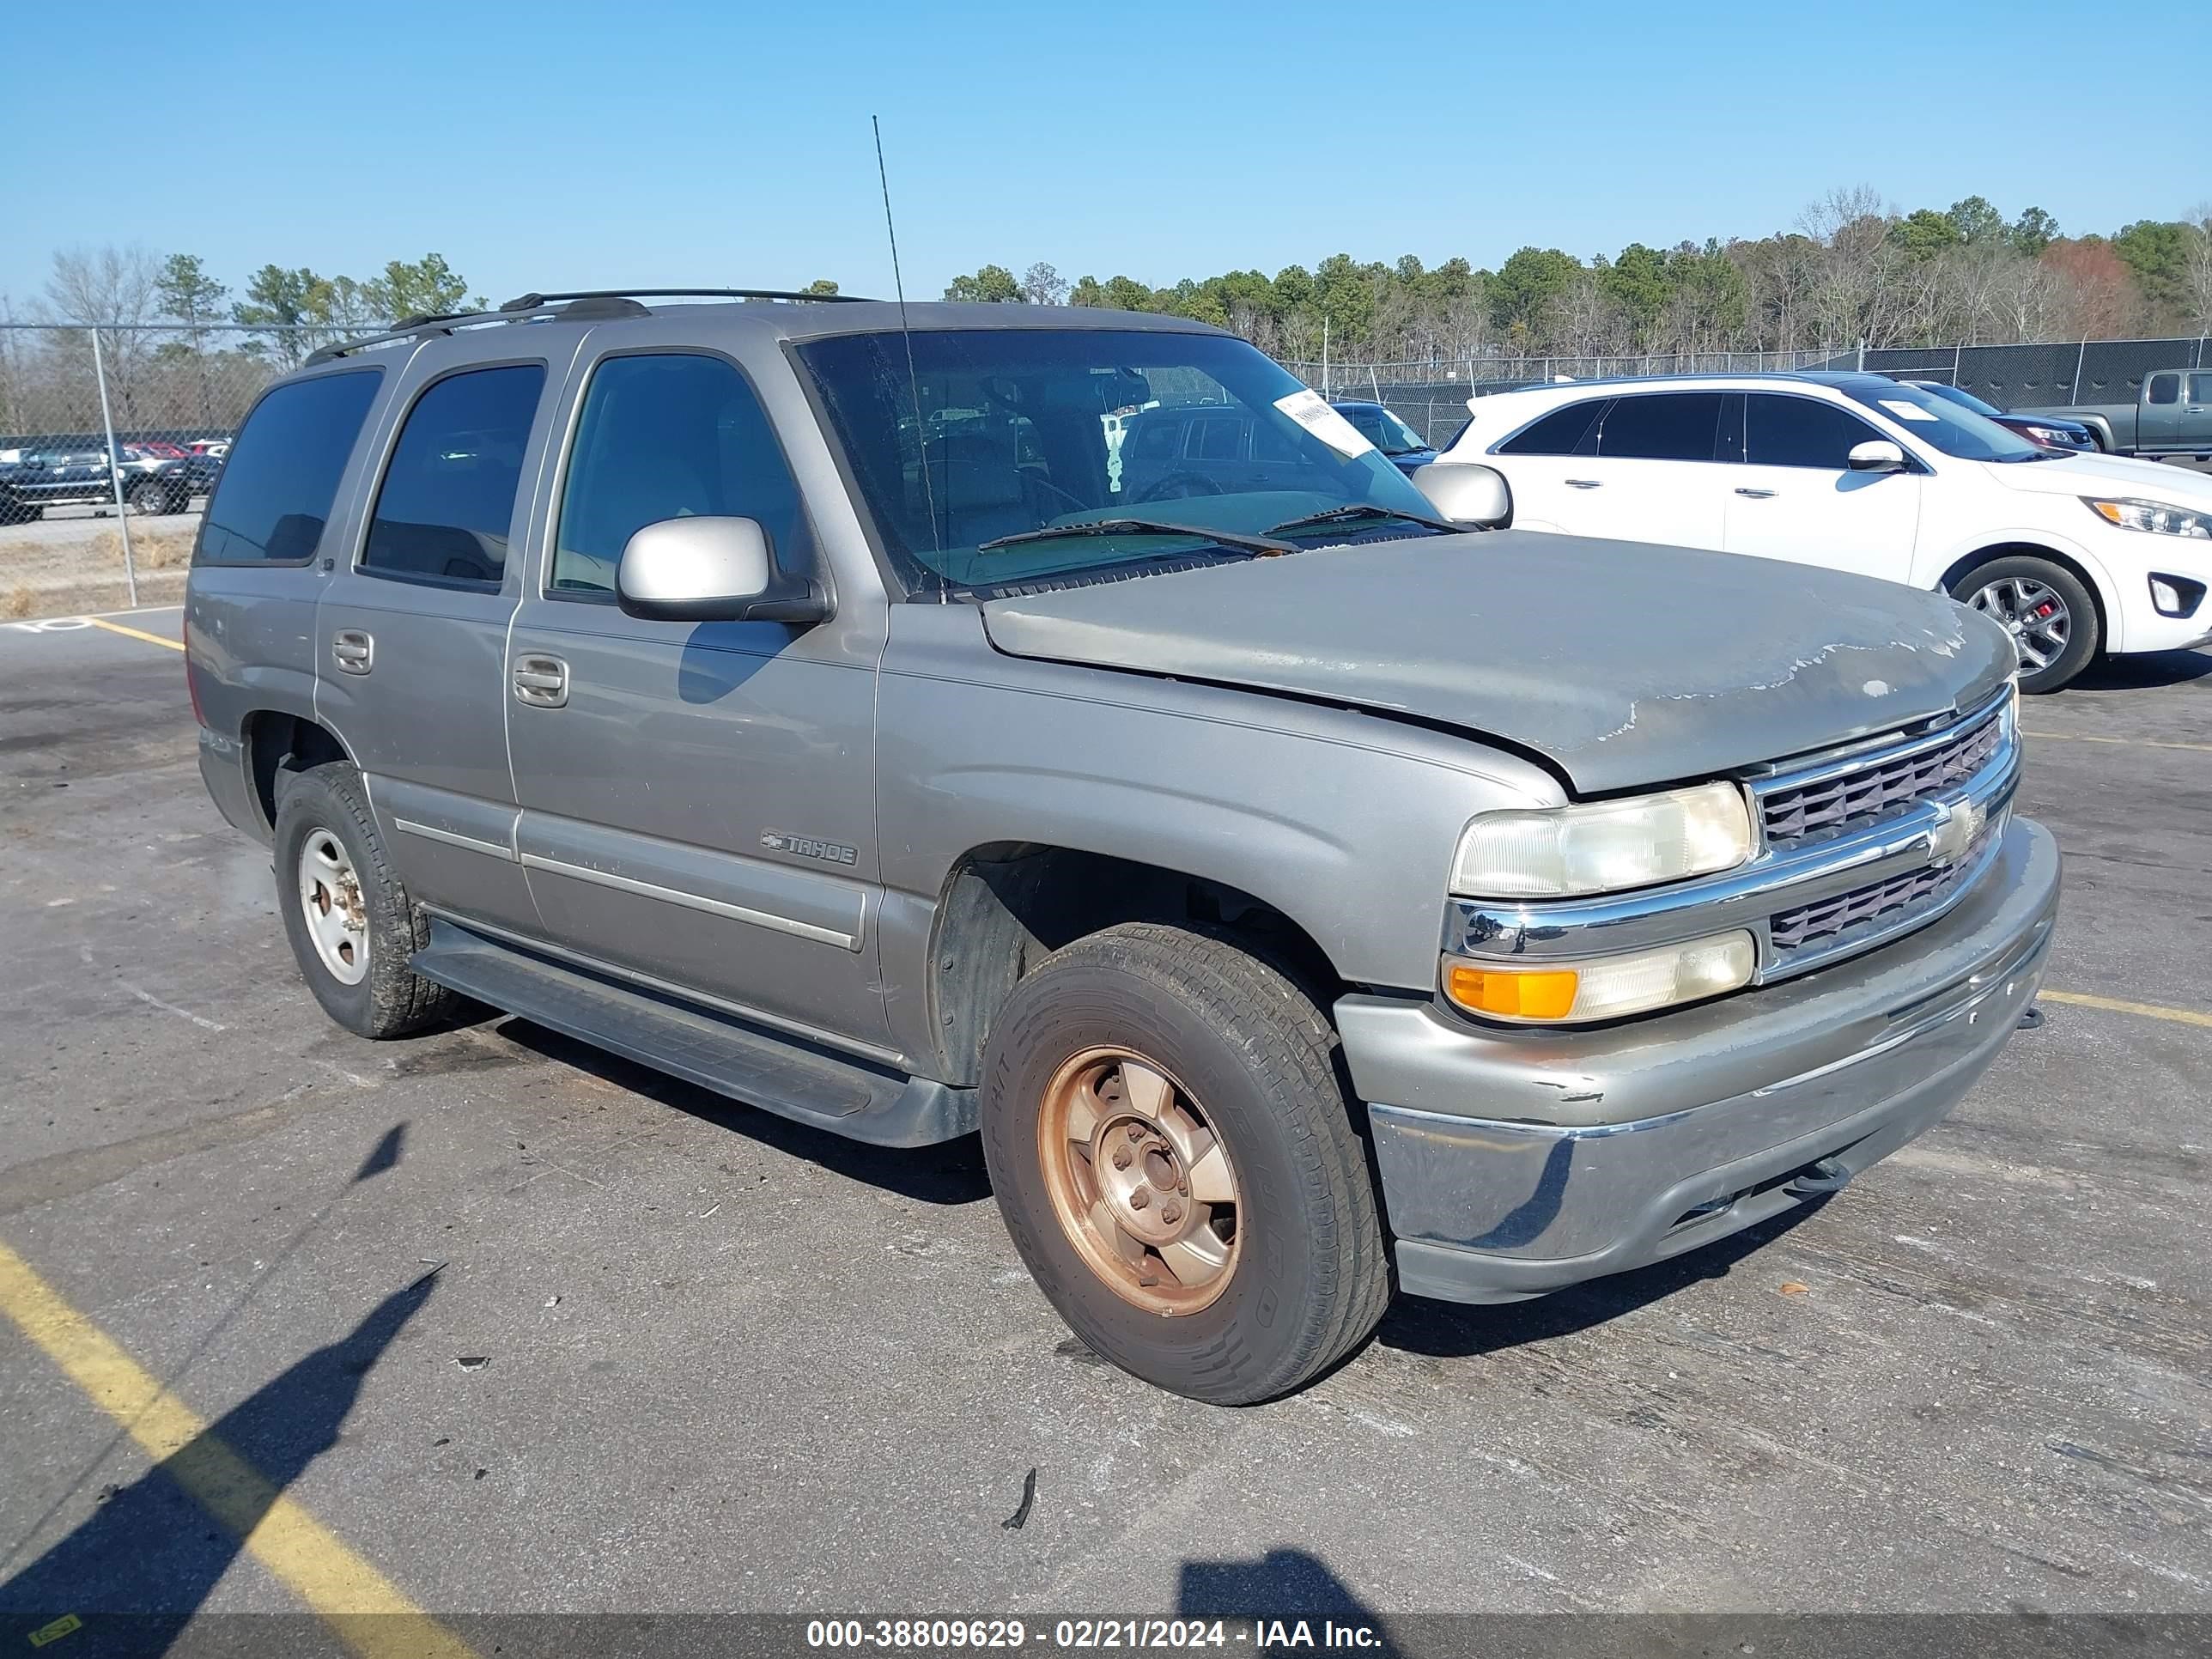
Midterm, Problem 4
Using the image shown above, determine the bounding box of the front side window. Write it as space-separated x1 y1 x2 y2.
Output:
195 369 380 564
1749 393 1887 469
2147 373 2180 406
797 328 1440 590
362 364 545 586
2189 373 2212 404
553 353 808 597
1493 398 1606 457
1595 392 1725 462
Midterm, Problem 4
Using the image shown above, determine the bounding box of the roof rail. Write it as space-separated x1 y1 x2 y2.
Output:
304 286 872 366
498 288 874 309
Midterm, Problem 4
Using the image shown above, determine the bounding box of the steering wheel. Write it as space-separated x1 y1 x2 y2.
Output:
1137 475 1224 503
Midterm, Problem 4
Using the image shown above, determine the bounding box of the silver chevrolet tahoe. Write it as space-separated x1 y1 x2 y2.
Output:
184 290 2059 1404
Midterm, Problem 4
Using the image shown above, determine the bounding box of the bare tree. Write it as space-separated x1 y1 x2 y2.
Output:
37 245 165 422
1018 261 1070 306
2184 203 2212 337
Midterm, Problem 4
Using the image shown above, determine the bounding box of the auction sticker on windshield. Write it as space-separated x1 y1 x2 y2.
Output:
1273 389 1378 458
1879 399 1940 422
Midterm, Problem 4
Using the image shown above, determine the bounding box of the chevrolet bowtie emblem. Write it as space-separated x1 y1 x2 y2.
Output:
1926 797 1982 866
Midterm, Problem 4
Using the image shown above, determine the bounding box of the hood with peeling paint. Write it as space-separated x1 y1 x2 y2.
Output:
980 532 2016 795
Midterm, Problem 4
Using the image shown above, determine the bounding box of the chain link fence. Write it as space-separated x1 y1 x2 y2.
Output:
0 323 319 618
5 322 2209 621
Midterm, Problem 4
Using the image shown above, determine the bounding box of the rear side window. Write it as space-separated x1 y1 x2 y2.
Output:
2146 373 2180 405
1494 398 1605 456
552 353 808 598
362 364 546 586
1746 394 1883 470
1595 392 1724 461
194 370 380 564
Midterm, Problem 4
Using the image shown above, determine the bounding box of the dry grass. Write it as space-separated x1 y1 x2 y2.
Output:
90 526 198 572
3 587 30 619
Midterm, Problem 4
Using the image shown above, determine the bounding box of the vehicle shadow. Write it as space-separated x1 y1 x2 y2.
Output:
493 1018 993 1207
1178 1547 1392 1629
2062 649 2212 691
1374 1203 1823 1361
0 1272 436 1659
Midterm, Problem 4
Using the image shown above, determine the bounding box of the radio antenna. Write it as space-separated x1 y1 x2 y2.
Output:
873 115 942 577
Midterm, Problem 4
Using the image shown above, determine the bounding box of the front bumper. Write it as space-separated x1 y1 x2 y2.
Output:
1338 817 2060 1304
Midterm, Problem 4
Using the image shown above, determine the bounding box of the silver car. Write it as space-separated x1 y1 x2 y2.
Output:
185 289 2057 1402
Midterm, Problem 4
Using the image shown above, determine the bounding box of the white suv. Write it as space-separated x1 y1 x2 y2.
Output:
1439 372 2212 691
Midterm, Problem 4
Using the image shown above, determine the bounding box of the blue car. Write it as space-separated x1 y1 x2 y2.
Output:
1328 400 1439 473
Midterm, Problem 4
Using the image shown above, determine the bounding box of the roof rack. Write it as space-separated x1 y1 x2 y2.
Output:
500 287 873 309
305 286 872 366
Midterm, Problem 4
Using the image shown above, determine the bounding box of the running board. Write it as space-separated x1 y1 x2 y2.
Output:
411 919 975 1147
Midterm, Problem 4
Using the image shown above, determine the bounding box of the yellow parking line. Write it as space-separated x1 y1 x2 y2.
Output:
84 616 184 653
0 1239 476 1659
2041 990 2212 1030
2022 729 2212 756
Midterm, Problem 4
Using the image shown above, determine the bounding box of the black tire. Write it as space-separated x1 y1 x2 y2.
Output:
1950 554 2100 694
980 922 1390 1405
0 495 37 526
272 761 458 1039
127 477 173 516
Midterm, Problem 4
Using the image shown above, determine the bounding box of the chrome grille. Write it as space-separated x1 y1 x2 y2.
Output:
1769 817 1999 957
1760 708 2003 847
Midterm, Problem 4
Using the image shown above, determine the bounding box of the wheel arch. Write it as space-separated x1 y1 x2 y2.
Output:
923 842 1345 1088
240 709 359 836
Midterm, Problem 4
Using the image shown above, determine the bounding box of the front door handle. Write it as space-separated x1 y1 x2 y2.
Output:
1564 477 1602 489
513 655 569 708
331 629 374 674
1734 487 1778 499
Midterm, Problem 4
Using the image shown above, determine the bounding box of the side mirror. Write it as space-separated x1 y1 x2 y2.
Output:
615 516 830 624
1847 440 1907 473
1411 461 1512 528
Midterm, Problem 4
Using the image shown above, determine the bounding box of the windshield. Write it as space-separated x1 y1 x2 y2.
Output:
798 329 1446 590
1339 404 1430 455
1916 381 2007 419
1847 382 2045 462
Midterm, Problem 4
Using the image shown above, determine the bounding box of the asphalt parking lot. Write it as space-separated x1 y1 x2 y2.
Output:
1 610 2209 1644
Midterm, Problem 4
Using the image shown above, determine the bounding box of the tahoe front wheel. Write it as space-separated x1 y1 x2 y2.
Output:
980 923 1390 1404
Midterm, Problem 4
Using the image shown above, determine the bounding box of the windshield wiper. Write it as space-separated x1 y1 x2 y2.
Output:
1265 502 1461 538
975 518 1297 557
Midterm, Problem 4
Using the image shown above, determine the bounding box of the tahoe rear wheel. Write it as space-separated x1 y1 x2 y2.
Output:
980 923 1390 1405
1954 555 2099 694
273 761 459 1039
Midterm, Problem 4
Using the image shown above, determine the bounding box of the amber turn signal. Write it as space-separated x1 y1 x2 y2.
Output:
1443 963 1579 1021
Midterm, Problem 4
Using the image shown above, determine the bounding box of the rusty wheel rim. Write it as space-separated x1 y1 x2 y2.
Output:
1036 1047 1241 1316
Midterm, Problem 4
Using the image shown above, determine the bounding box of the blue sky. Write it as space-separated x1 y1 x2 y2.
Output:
5 0 2203 313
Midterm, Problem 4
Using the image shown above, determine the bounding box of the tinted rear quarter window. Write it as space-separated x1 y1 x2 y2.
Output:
2146 373 2180 405
194 369 381 564
362 364 546 586
1746 394 1882 470
1595 392 1725 461
1494 398 1606 456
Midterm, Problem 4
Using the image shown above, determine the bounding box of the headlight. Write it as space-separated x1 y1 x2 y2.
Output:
2084 497 2211 539
2021 425 2075 447
1450 781 1753 898
1443 930 1756 1024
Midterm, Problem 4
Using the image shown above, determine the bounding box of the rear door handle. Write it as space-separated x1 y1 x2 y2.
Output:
1564 477 1602 489
1734 487 1778 499
513 655 569 708
331 629 373 674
